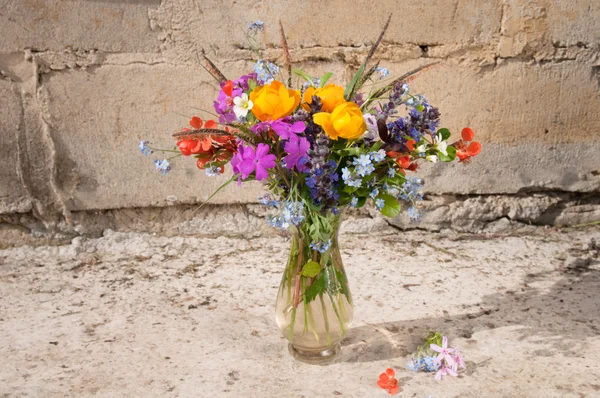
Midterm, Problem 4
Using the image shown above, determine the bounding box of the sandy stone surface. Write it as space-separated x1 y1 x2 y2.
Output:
1 226 600 397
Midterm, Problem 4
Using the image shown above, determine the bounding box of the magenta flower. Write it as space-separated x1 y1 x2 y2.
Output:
251 118 306 140
283 135 310 172
430 336 456 367
235 143 276 181
434 363 457 381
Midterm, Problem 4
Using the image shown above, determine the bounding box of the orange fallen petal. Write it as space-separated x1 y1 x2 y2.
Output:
467 141 481 156
461 127 475 142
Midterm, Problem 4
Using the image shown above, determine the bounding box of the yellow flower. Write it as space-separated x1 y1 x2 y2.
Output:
302 84 345 113
313 102 367 140
249 80 300 121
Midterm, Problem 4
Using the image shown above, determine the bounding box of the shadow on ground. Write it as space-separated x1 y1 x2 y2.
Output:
340 257 600 364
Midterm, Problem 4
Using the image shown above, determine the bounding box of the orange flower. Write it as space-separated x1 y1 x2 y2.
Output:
313 102 366 140
455 127 481 164
302 84 345 113
377 368 399 395
250 80 300 121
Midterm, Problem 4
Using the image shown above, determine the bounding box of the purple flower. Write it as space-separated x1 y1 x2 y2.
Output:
431 336 456 367
235 143 276 181
214 88 242 124
283 135 310 172
251 118 306 140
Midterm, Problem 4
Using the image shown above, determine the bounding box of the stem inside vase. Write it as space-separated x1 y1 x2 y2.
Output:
275 214 353 363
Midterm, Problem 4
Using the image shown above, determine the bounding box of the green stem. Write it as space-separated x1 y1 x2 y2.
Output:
289 307 296 342
302 278 308 334
319 294 332 346
306 301 320 342
329 294 346 335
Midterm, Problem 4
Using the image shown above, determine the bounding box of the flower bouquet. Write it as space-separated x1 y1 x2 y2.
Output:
140 16 480 363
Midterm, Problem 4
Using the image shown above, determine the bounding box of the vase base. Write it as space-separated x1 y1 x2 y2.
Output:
288 343 340 365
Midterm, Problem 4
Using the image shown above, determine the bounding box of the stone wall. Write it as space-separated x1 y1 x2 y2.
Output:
1 0 599 246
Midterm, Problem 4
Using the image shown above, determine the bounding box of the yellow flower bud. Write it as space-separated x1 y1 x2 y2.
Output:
313 102 367 140
249 81 300 121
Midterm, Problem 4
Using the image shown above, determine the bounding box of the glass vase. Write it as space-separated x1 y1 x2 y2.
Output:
275 214 353 364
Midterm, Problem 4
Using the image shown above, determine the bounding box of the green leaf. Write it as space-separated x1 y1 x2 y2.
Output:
342 147 362 156
439 145 457 162
438 128 451 141
343 185 358 194
416 104 425 112
319 72 333 87
248 79 257 91
335 269 351 303
292 68 315 84
371 141 383 152
344 64 366 100
379 194 401 218
356 197 367 208
304 274 326 303
300 261 321 277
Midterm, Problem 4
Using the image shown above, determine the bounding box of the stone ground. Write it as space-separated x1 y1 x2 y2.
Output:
1 226 600 398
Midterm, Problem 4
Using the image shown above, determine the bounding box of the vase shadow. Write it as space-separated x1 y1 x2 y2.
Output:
339 259 600 363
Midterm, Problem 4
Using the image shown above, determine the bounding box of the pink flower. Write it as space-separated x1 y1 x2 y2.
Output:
430 336 456 367
235 143 276 181
453 349 466 369
435 363 458 381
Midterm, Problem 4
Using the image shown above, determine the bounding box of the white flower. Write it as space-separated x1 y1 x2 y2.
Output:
426 154 439 163
433 133 448 156
416 144 427 154
233 93 253 119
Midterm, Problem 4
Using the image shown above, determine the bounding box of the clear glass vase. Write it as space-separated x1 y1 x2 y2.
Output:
275 215 353 364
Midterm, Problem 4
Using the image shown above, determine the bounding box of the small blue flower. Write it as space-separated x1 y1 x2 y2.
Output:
254 59 279 84
374 66 390 80
353 154 372 167
387 168 396 178
370 188 379 199
310 240 331 253
247 20 265 32
370 149 386 162
355 163 374 177
341 167 352 181
375 198 385 210
139 140 151 156
407 206 423 222
153 159 171 175
346 178 362 188
407 358 421 372
422 356 440 372
350 197 359 207
205 166 221 177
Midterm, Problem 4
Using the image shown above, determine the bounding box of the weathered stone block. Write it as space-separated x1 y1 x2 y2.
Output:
150 0 502 61
43 63 264 211
1 0 160 52
389 60 600 144
0 80 31 213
